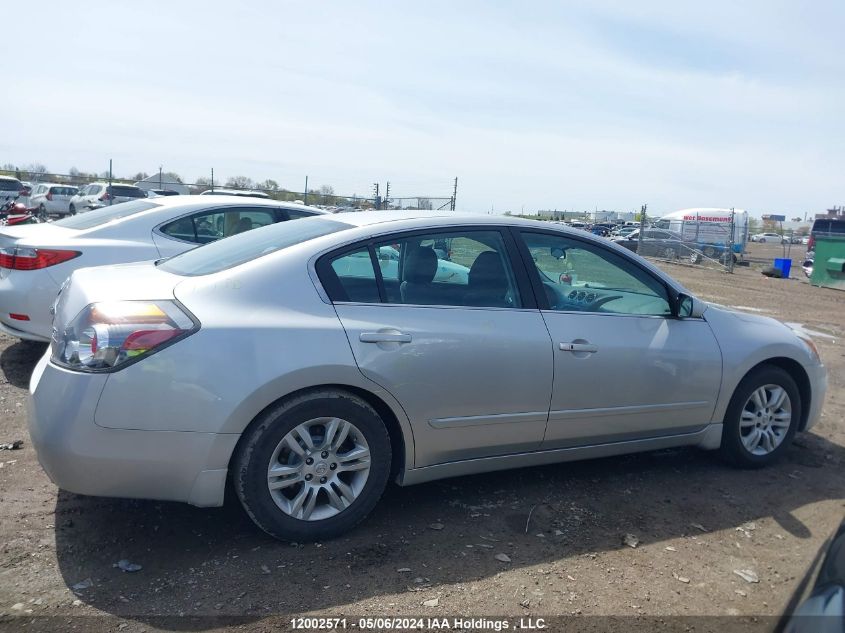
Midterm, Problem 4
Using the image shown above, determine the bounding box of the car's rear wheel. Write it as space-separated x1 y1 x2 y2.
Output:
38 205 48 221
233 389 392 541
68 204 76 215
719 365 801 468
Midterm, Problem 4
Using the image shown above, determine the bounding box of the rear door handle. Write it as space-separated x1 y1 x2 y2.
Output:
559 342 598 353
360 332 412 344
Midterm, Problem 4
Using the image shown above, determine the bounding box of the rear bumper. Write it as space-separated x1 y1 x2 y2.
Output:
0 268 59 340
28 355 239 507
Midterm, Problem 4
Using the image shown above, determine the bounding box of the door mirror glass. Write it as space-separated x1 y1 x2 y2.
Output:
677 293 705 318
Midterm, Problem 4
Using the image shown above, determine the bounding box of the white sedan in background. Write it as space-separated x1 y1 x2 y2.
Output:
0 196 323 342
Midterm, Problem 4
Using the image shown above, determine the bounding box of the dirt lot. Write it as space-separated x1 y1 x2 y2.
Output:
0 242 842 632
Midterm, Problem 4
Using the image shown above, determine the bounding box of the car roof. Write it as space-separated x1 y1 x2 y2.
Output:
151 194 326 213
0 175 21 182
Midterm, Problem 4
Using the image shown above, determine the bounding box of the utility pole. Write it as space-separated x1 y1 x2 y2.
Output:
637 203 647 253
372 183 380 210
728 208 736 273
451 177 458 211
384 181 390 209
158 165 163 191
304 176 309 206
108 159 113 205
210 168 214 192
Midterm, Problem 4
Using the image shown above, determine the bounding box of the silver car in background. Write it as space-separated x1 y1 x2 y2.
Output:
68 182 147 213
28 183 79 219
29 213 828 542
0 196 323 342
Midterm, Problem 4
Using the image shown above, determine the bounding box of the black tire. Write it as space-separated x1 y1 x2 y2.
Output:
38 205 48 221
233 389 392 541
719 365 801 468
68 204 76 215
703 245 716 258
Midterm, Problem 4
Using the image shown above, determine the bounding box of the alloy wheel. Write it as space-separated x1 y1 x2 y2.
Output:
740 384 792 456
266 417 371 521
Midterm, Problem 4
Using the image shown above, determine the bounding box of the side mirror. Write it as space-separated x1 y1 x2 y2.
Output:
550 247 566 260
677 293 706 318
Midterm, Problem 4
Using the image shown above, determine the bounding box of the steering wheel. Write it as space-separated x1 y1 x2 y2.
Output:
585 294 623 311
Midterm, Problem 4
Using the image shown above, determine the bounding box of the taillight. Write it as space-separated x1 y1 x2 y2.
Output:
46 191 53 201
51 300 197 372
807 235 814 250
0 247 81 270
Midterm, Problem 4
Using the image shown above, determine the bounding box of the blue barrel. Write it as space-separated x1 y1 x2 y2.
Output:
773 258 792 278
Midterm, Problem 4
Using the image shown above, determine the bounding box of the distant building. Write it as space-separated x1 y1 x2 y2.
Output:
134 172 190 195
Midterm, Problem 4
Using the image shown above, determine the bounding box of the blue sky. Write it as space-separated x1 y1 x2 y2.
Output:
2 0 843 216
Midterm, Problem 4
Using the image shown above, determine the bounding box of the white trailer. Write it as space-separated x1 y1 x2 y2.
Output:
655 208 748 255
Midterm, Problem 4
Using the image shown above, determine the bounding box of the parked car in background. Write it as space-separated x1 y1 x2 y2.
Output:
29 212 827 541
806 217 845 253
0 196 324 342
751 232 786 243
611 226 639 238
146 189 180 197
199 188 270 199
29 184 79 219
0 176 25 202
612 228 688 259
68 183 146 213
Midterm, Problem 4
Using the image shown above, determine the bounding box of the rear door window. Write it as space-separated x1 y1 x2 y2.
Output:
320 230 522 309
160 207 283 245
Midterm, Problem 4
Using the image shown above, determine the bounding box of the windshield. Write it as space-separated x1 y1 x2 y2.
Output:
159 217 352 276
53 200 161 229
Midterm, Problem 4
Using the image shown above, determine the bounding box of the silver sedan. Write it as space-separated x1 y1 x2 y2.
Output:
29 212 828 541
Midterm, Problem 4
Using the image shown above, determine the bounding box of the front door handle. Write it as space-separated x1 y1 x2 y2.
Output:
559 341 598 353
360 332 412 344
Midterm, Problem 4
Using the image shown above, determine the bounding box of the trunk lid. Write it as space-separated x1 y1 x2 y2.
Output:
53 261 183 333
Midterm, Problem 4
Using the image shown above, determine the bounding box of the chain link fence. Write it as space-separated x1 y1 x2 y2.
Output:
0 169 455 212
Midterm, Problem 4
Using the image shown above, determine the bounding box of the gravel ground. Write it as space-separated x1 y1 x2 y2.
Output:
0 242 842 632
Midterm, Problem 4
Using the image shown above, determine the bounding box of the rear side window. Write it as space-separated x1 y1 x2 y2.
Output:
328 248 380 302
158 217 351 276
108 185 145 198
0 179 22 191
53 200 161 229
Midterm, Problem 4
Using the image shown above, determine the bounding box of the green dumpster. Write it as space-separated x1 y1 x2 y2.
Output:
810 233 845 290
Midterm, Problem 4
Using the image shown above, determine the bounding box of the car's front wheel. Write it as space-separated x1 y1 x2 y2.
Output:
68 204 76 215
233 389 392 541
719 365 801 467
